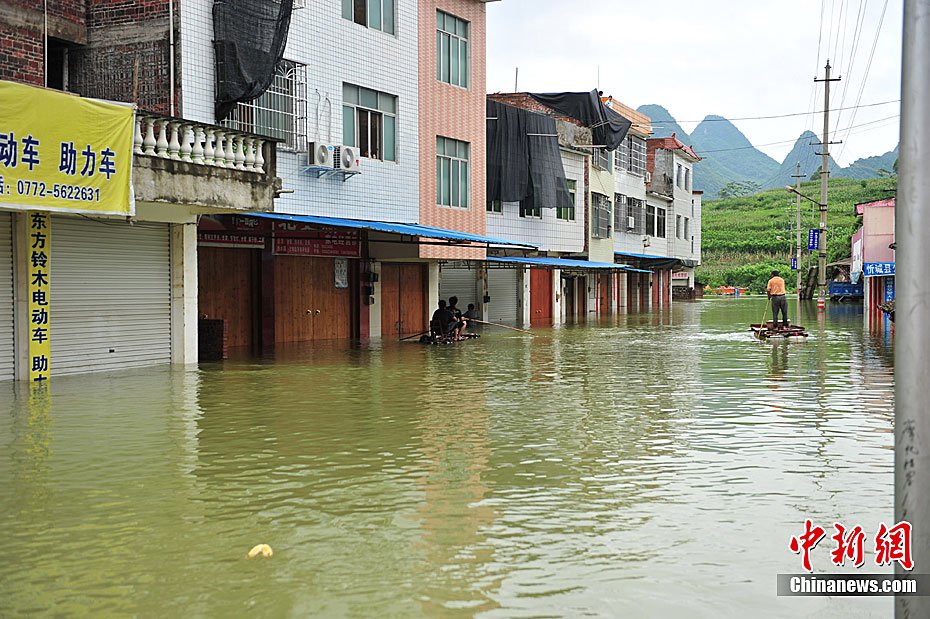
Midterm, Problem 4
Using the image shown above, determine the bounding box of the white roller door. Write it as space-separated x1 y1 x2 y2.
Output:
0 213 13 380
52 217 171 375
439 264 478 311
487 268 519 324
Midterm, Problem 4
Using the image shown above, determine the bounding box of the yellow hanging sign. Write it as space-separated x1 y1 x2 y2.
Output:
0 80 134 216
28 211 51 383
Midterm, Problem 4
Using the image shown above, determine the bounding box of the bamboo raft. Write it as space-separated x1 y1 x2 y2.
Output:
749 321 809 341
417 332 481 345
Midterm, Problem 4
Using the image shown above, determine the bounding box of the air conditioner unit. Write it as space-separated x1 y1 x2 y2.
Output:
335 145 361 173
308 142 334 167
627 216 636 230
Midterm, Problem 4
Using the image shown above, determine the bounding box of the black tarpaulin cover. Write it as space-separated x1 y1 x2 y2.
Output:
213 0 293 121
486 99 573 210
529 89 631 150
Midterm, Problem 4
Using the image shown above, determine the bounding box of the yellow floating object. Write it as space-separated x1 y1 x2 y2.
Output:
247 543 273 558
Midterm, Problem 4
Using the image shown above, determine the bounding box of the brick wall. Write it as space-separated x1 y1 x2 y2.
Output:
418 0 488 261
0 0 87 85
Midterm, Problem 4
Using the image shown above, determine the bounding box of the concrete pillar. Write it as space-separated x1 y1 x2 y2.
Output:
552 268 562 325
587 273 597 318
12 213 29 381
370 260 382 338
609 272 619 315
618 272 627 312
427 261 440 327
479 262 490 322
170 223 198 365
519 266 531 327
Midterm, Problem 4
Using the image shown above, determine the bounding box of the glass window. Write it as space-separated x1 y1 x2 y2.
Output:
519 199 541 218
593 147 611 171
557 179 576 221
437 10 469 88
343 83 397 161
676 215 682 238
436 136 469 208
592 193 611 238
657 207 666 238
487 200 502 213
630 136 647 176
646 204 656 236
344 0 394 34
684 217 690 240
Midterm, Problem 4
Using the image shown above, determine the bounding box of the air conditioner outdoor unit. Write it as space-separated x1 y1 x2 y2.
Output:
335 145 361 173
627 216 636 230
308 142 334 167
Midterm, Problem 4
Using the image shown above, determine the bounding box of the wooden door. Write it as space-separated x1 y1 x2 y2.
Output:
381 263 427 338
662 269 670 306
198 246 256 349
598 273 609 315
311 257 353 340
563 277 575 322
578 276 587 318
530 268 552 326
627 273 637 312
274 257 352 343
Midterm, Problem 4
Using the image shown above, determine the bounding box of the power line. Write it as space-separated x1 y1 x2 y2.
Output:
648 98 898 125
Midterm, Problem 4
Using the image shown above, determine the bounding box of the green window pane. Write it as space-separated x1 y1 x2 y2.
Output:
378 94 396 114
343 84 358 104
440 33 450 82
450 38 459 85
457 17 467 38
460 40 468 87
436 31 443 81
360 87 378 109
342 0 352 20
457 140 468 159
368 0 381 30
436 10 444 30
383 115 395 161
383 0 395 34
461 161 469 207
441 158 451 205
436 157 442 204
450 160 459 207
342 106 356 146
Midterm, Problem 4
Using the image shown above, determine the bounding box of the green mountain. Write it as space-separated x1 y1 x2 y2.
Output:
637 104 690 141
763 130 840 189
835 145 898 180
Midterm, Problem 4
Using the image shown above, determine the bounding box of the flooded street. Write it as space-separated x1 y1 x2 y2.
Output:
0 298 894 618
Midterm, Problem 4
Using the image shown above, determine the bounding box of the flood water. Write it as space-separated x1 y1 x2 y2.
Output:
0 298 895 618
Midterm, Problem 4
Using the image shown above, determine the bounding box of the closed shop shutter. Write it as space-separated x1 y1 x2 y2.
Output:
487 268 519 324
439 264 478 310
0 213 14 380
52 217 171 375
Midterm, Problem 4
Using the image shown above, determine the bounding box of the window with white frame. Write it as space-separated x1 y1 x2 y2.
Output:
657 207 667 238
222 59 307 151
685 167 691 190
676 164 683 188
592 193 611 238
437 136 469 208
629 136 646 176
557 179 576 221
519 199 541 218
342 0 395 34
627 197 644 233
676 215 682 238
593 147 611 171
684 217 690 241
343 83 397 161
487 199 502 213
437 10 469 88
646 204 656 236
614 193 627 229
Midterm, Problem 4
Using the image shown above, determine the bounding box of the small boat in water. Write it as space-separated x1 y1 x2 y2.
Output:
749 321 809 341
417 332 481 345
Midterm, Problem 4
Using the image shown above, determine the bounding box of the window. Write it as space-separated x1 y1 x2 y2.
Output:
223 60 307 151
487 199 502 213
657 207 667 238
625 197 644 233
676 214 682 239
437 10 469 88
629 136 646 176
685 167 691 191
614 193 627 229
676 164 683 188
437 136 469 208
557 179 576 221
342 0 395 34
592 193 611 239
646 204 656 236
343 84 397 161
593 147 611 171
684 217 690 241
519 199 541 218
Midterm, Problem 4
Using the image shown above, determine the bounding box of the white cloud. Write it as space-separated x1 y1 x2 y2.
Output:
486 0 902 166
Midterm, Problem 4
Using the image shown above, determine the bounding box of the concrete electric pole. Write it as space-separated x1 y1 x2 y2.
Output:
814 61 841 311
897 1 930 616
792 162 803 298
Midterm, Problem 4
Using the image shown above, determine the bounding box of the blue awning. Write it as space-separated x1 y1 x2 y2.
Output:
488 256 651 272
251 213 536 248
614 251 676 260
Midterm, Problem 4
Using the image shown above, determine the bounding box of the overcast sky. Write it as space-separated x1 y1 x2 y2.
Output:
486 0 902 167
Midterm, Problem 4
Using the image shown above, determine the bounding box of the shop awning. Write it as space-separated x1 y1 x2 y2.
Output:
488 256 651 272
251 213 536 248
614 251 696 268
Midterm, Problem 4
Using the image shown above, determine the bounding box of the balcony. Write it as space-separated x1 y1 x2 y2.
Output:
131 113 280 213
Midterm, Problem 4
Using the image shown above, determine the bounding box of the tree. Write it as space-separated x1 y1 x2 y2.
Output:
809 165 822 182
718 180 761 199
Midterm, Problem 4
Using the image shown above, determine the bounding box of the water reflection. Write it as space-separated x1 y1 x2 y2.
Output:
0 299 893 617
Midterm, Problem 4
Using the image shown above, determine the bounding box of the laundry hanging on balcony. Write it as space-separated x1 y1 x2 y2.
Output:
213 0 293 121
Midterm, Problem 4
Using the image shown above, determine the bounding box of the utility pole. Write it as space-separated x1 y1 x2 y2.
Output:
897 1 929 617
792 163 803 298
813 61 841 311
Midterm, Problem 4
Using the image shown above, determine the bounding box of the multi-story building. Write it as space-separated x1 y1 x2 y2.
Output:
852 197 895 331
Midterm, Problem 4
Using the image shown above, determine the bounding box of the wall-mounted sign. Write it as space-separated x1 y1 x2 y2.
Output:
0 80 134 216
791 257 798 270
671 272 689 279
334 258 349 288
272 227 360 257
197 232 266 249
807 229 820 250
863 262 895 277
28 212 51 383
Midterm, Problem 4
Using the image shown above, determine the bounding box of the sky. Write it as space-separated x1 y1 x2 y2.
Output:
486 0 903 167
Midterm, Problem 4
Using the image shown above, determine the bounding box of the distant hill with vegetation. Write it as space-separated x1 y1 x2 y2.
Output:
637 104 898 199
697 176 895 292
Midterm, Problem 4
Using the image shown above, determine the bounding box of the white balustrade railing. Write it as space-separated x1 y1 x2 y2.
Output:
133 113 270 174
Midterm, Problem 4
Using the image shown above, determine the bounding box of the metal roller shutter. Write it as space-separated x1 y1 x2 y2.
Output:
487 268 519 324
52 217 171 375
0 214 13 380
439 264 478 310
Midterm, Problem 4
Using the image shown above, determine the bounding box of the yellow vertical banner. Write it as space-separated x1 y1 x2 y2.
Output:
28 211 50 383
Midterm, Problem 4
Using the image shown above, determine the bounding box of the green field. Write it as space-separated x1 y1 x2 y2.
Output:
697 177 895 292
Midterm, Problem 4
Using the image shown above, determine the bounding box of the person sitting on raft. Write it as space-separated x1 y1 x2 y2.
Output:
430 300 453 339
447 296 467 340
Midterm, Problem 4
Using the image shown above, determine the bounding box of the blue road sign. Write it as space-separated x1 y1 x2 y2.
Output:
807 229 820 250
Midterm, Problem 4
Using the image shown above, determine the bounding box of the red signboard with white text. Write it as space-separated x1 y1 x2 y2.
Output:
272 228 360 257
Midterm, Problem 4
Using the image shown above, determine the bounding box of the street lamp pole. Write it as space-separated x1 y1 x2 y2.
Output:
814 61 841 310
